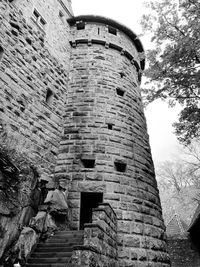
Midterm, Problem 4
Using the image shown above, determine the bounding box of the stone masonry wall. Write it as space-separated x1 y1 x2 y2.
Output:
0 3 170 265
71 203 118 267
55 18 170 267
12 0 73 67
0 1 69 178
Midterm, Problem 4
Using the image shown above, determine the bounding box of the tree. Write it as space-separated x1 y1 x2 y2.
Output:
157 141 200 224
157 160 198 224
141 0 200 144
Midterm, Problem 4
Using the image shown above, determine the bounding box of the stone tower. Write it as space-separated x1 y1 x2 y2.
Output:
0 1 170 266
54 15 170 266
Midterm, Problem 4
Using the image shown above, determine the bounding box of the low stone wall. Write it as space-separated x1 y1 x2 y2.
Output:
71 203 118 267
167 236 200 267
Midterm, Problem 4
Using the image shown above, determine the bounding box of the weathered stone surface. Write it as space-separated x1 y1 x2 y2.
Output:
29 211 47 233
56 16 169 266
72 203 118 267
0 153 38 259
45 213 57 231
77 182 106 193
15 227 38 260
44 189 68 214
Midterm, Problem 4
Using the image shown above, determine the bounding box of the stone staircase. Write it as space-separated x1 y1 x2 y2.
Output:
25 230 84 267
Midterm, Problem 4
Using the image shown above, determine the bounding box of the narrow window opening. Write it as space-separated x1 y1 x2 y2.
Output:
98 27 100 35
108 26 117 35
0 46 4 61
77 22 85 30
80 192 103 230
46 89 54 104
119 72 125 78
81 158 95 168
81 156 95 169
32 9 46 30
115 161 127 172
40 17 46 28
107 123 113 130
33 9 40 21
116 88 125 97
59 10 64 19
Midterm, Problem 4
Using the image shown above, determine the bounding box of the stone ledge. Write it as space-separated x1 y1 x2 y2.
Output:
69 39 141 77
73 244 118 260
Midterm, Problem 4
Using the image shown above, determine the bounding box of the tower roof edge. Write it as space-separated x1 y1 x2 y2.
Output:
68 15 145 70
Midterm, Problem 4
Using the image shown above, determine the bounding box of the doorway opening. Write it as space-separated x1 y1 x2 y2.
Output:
80 192 103 230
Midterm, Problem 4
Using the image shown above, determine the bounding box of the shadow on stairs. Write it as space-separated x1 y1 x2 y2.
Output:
25 230 84 267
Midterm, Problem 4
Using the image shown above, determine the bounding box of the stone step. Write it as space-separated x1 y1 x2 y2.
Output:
45 238 83 243
27 257 70 264
37 243 81 249
48 235 83 240
31 252 72 258
26 230 83 267
34 246 74 253
26 264 75 267
54 230 83 236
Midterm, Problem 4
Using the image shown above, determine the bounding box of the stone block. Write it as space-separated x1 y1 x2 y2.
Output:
15 227 38 260
77 181 106 192
124 235 140 248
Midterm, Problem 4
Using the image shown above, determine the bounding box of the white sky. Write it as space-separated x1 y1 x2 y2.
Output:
72 0 182 167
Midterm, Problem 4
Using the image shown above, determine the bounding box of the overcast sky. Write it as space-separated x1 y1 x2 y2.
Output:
72 0 181 167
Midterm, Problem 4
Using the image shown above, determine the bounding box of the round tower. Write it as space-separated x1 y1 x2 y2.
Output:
56 15 170 266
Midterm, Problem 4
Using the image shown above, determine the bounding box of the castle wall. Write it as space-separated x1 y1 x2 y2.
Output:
0 3 170 266
55 18 170 267
12 0 73 66
0 2 69 178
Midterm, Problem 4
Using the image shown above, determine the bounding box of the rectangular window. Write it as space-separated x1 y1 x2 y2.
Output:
114 161 127 172
32 9 47 30
77 22 85 30
116 88 125 97
33 9 40 21
108 26 117 35
46 88 54 105
81 158 95 168
0 46 4 62
107 123 113 130
39 17 47 28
